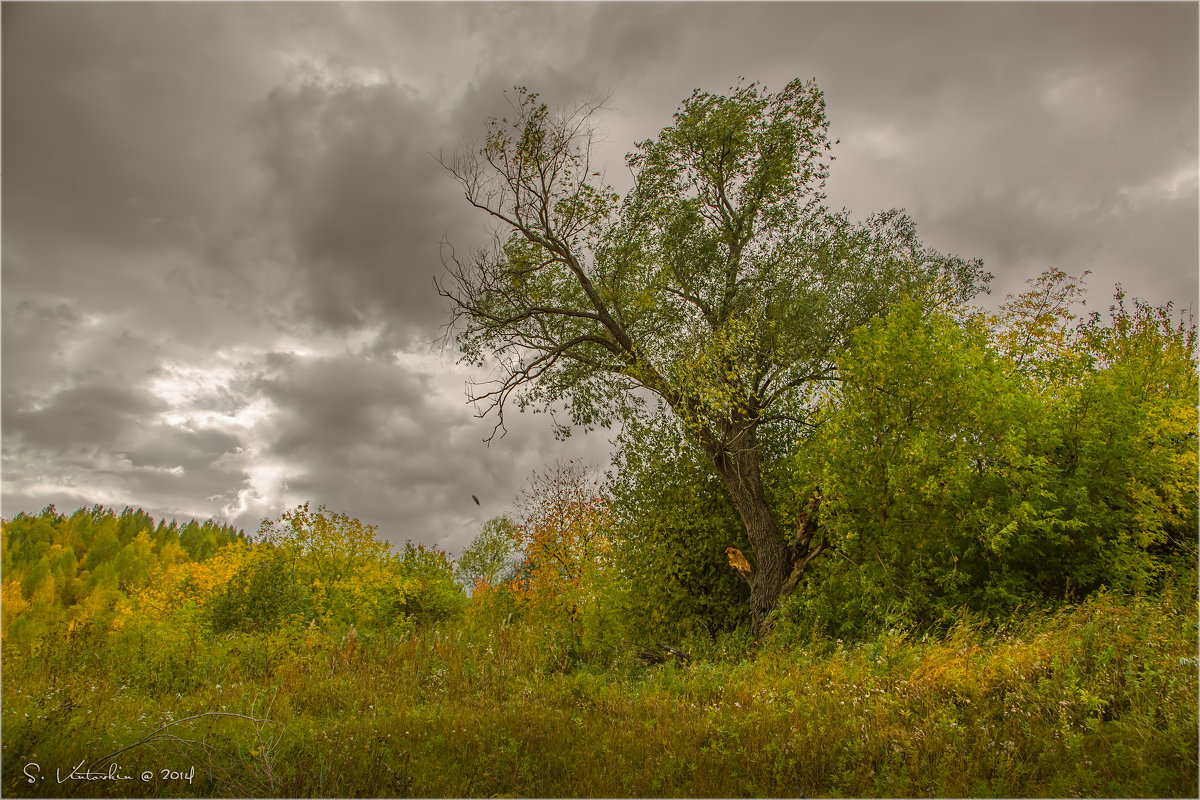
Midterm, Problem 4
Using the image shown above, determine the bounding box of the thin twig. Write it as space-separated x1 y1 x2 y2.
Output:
76 709 287 797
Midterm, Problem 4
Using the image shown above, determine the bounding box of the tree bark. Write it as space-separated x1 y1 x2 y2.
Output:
705 422 789 636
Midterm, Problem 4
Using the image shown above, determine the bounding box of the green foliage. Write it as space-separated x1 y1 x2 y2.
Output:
1064 288 1199 584
443 78 989 630
610 410 750 639
3 486 1196 797
257 503 392 579
1 506 243 657
208 504 446 636
787 299 1045 635
616 78 985 435
444 76 988 448
3 565 1195 798
396 540 466 625
176 518 239 562
207 544 313 635
456 515 520 590
782 276 1198 639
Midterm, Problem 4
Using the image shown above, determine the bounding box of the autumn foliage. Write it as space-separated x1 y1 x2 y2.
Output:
508 461 612 602
1 272 1195 797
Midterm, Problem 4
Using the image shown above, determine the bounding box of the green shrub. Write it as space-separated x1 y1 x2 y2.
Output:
397 541 466 625
208 544 312 634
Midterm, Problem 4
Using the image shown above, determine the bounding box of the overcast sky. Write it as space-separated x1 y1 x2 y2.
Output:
3 2 1197 555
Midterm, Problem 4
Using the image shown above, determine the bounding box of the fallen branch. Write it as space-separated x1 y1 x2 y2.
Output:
638 640 694 666
76 694 286 797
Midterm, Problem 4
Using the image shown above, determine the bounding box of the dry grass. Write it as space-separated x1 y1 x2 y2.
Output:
3 580 1196 797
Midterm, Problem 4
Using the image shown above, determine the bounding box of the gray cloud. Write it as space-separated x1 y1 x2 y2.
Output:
621 2 1198 306
3 3 276 251
249 78 464 342
5 383 165 456
239 349 612 548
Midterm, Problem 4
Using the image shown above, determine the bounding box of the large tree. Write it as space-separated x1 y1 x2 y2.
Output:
439 79 988 632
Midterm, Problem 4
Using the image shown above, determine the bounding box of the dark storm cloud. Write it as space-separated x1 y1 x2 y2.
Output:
250 78 464 341
125 427 243 477
253 353 435 461
2 3 275 251
648 2 1199 305
4 383 165 455
226 2 683 350
3 2 1195 554
0 295 87 400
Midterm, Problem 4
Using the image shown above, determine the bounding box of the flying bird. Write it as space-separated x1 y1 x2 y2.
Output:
472 495 480 506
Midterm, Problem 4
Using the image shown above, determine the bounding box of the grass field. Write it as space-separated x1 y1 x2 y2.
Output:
3 571 1196 798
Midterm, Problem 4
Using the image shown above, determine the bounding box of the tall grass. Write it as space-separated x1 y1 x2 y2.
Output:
4 577 1196 797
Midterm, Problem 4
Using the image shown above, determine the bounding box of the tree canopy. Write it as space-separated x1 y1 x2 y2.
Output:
440 78 989 631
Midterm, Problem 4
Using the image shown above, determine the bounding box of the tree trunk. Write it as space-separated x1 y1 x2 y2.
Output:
707 423 789 636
